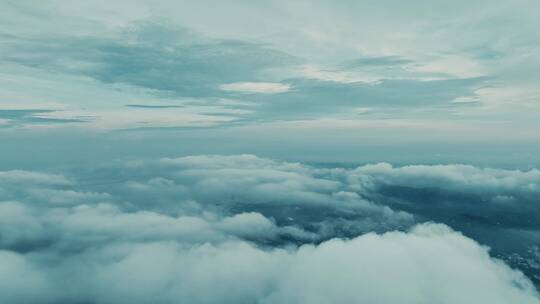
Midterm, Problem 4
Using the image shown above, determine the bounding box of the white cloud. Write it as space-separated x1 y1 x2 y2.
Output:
0 250 54 303
262 224 539 304
220 82 291 93
0 170 71 185
1 155 540 303
350 162 540 195
1 223 538 304
300 65 383 84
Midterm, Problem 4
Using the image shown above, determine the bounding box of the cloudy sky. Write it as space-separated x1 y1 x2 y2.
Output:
1 1 540 303
1 0 540 167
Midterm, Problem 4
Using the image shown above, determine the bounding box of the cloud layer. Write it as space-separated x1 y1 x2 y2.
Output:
4 1 538 132
1 155 539 303
1 223 538 304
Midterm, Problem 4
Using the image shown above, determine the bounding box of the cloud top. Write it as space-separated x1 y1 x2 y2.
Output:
0 155 539 303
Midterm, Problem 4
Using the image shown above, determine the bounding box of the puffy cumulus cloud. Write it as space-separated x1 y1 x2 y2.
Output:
121 156 540 227
0 224 538 304
351 162 540 195
3 155 539 242
25 188 112 205
159 154 302 170
348 163 540 230
0 201 49 250
0 201 315 253
1 154 540 298
0 169 71 186
263 224 539 304
117 155 414 238
0 155 412 250
0 250 54 303
0 170 110 209
338 162 540 286
217 212 315 242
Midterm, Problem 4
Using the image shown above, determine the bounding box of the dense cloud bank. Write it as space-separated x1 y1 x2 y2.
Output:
1 155 540 303
1 224 538 304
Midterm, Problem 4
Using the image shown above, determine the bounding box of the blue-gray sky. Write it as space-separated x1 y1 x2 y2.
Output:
1 0 540 167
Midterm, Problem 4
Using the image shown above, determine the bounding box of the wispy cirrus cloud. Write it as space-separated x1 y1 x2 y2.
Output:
1 2 517 131
0 109 93 127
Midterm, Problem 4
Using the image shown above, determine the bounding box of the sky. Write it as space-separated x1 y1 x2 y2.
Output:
1 0 540 168
1 1 540 303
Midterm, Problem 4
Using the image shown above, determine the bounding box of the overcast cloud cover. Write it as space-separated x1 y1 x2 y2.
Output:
1 1 540 303
1 0 540 166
